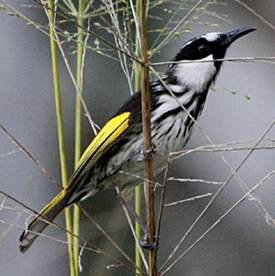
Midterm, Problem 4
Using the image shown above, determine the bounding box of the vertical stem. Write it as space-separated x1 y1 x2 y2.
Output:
134 1 142 274
135 185 142 274
74 4 84 169
47 1 76 275
139 0 157 275
134 42 143 276
73 0 85 274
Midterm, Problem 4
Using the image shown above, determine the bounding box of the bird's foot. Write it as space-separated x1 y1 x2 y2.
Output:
137 143 156 162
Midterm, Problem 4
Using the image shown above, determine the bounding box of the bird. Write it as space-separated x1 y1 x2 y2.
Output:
19 27 256 253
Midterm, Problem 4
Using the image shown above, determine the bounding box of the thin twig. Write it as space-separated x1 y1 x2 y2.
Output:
88 0 137 60
234 0 275 30
0 124 61 188
43 5 98 131
164 193 212 207
171 139 275 160
160 119 275 272
115 188 148 273
0 186 137 274
33 0 140 63
79 205 145 275
149 0 205 59
104 0 134 95
160 169 275 275
167 177 224 185
155 161 171 252
150 56 275 66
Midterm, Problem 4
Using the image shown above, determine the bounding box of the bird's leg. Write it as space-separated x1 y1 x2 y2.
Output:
117 188 155 249
137 143 156 162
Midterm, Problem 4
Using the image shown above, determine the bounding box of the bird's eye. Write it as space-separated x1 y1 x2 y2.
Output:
198 44 209 52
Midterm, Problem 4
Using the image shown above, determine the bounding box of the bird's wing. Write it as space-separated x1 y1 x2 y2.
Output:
20 107 141 253
74 112 131 177
71 91 143 185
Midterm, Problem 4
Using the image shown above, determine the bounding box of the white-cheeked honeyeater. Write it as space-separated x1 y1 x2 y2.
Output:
19 27 256 252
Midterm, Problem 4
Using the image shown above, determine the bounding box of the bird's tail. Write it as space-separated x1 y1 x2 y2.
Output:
19 188 71 253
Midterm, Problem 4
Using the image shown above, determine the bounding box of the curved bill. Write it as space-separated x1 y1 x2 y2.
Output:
222 27 257 46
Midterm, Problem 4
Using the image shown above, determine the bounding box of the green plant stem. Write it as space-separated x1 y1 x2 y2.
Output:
48 1 76 275
73 0 85 274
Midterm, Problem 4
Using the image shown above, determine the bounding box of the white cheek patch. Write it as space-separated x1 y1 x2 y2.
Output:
174 55 217 91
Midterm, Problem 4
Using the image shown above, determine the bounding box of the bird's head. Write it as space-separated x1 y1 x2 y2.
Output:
168 27 256 90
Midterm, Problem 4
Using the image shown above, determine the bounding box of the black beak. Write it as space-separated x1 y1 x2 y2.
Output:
222 27 257 46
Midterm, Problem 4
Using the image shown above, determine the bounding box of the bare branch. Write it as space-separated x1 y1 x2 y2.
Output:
150 57 275 67
167 177 224 185
43 5 99 134
164 193 212 207
160 169 275 275
0 124 61 188
115 188 148 273
33 0 140 62
149 0 205 58
234 0 275 30
79 205 145 275
160 119 275 272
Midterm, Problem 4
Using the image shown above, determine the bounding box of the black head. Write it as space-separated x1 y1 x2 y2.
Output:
166 28 256 90
173 27 256 63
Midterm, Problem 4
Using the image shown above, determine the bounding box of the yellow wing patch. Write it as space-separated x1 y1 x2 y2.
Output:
75 112 130 176
37 188 68 217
